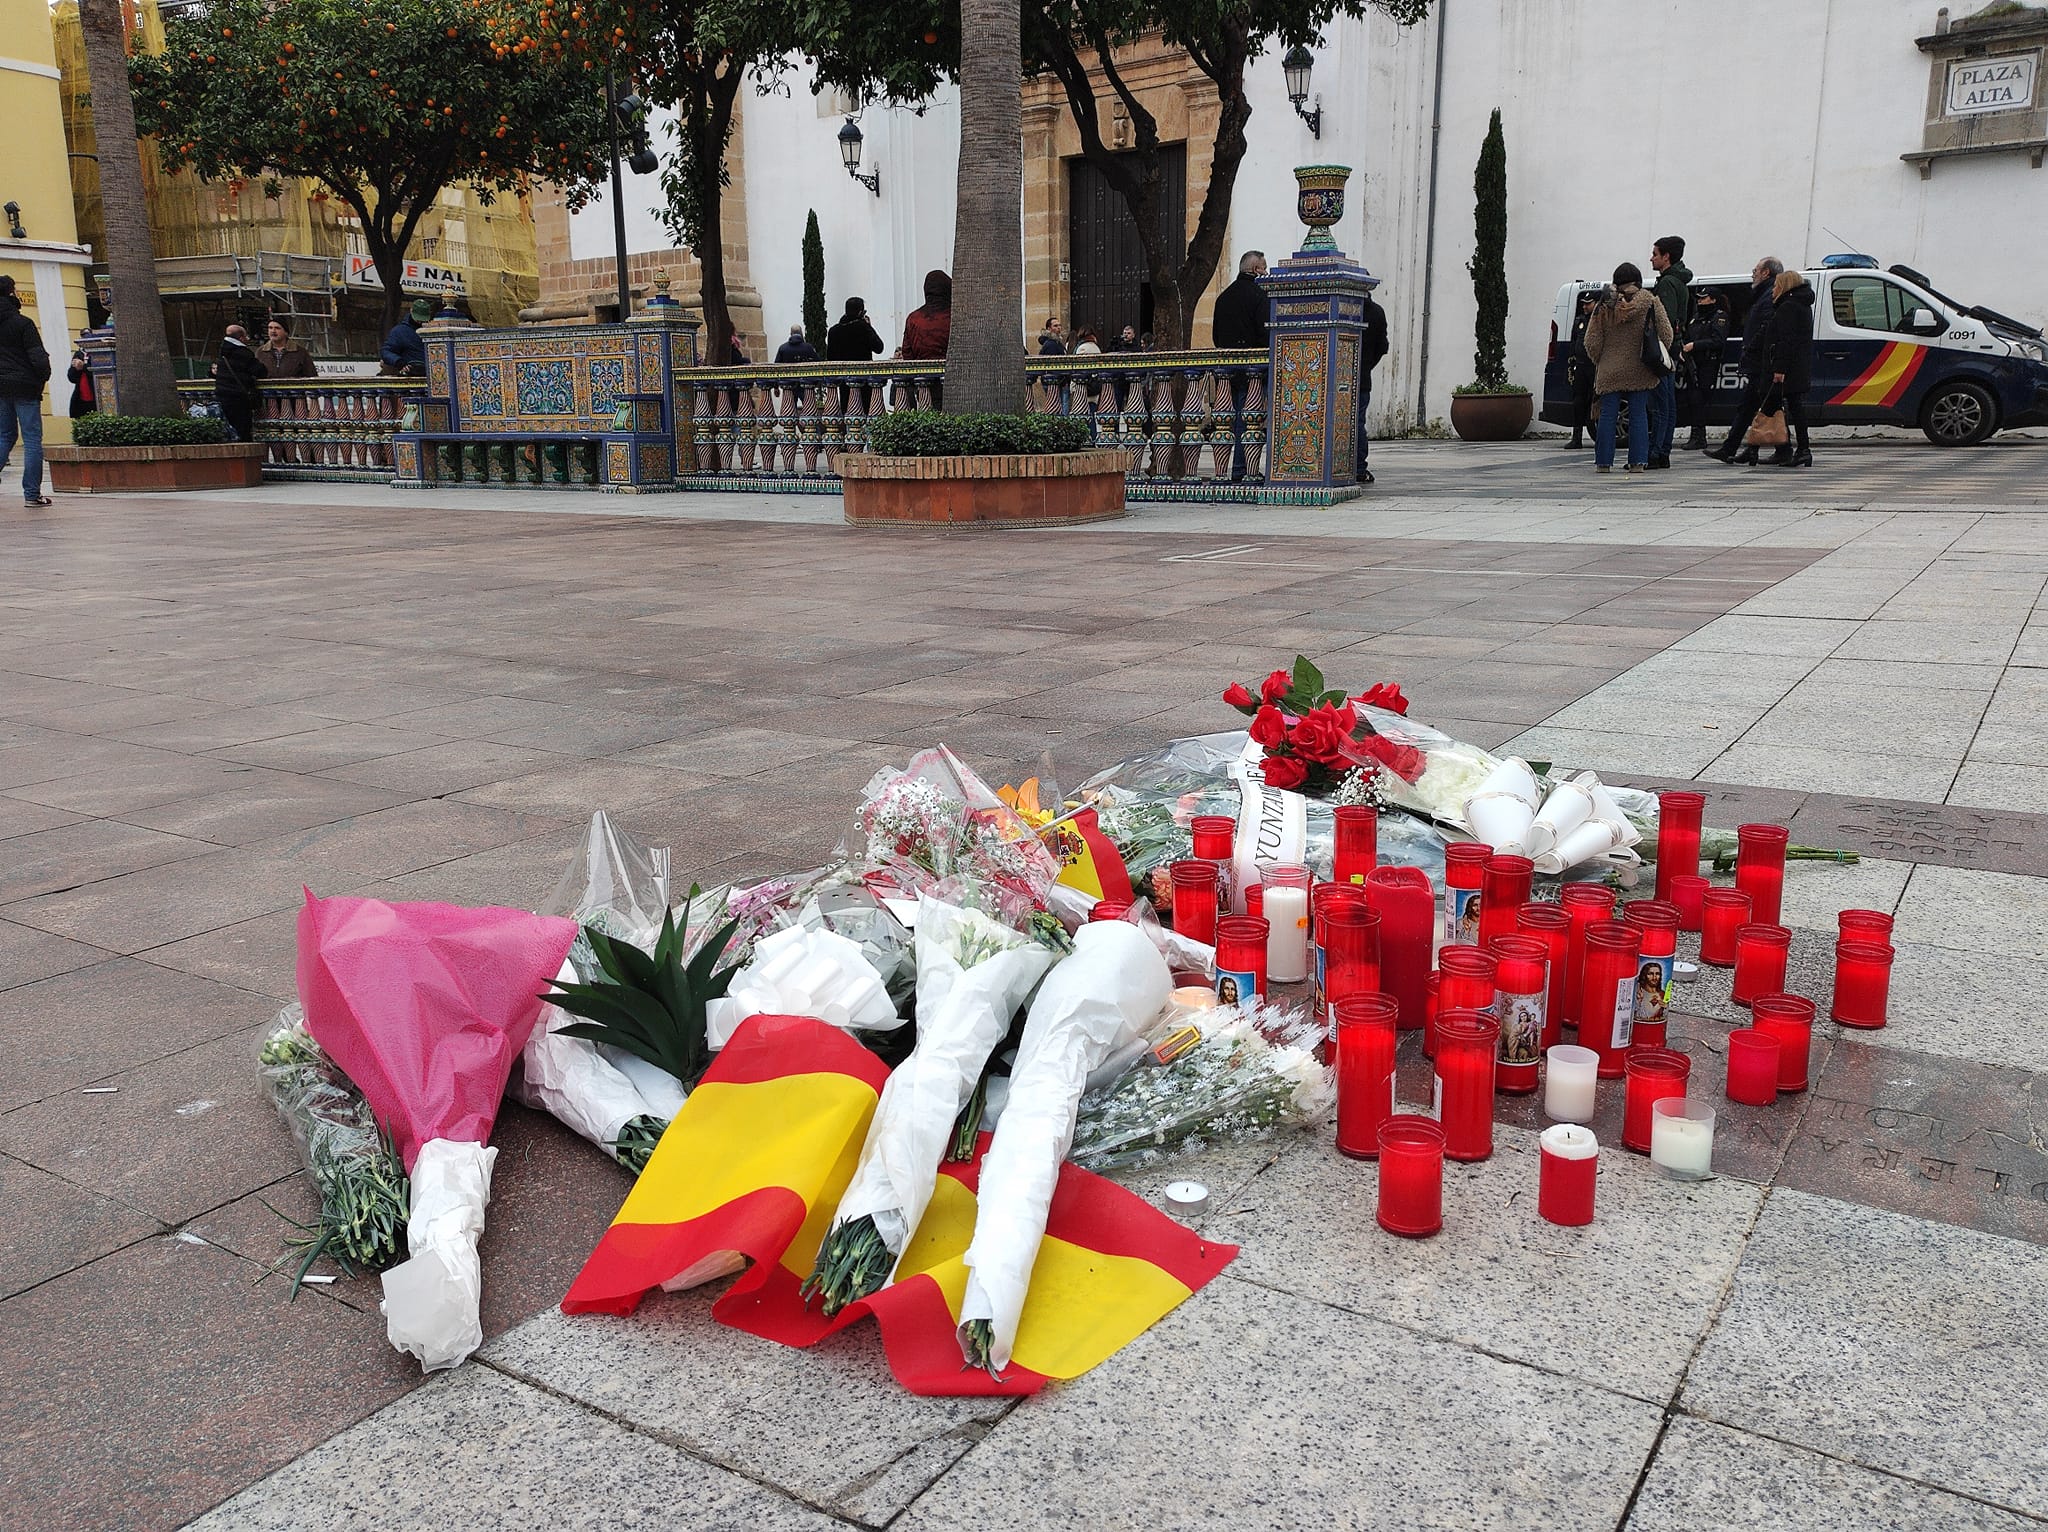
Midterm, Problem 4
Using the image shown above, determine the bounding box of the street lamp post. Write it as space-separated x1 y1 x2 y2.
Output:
602 59 660 321
837 118 881 197
1282 45 1323 139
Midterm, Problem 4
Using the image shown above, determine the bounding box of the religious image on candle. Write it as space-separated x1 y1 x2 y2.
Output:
1633 957 1673 1029
1453 889 1481 946
1499 991 1543 1066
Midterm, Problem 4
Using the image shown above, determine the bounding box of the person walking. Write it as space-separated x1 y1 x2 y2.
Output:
1711 257 1784 462
255 318 317 379
825 297 884 361
1763 268 1816 468
210 323 264 443
380 298 431 376
1036 317 1066 355
1678 288 1729 450
0 287 53 506
1583 263 1674 474
66 345 98 419
774 324 818 363
1356 285 1389 485
1646 235 1692 468
1564 288 1600 448
900 270 952 360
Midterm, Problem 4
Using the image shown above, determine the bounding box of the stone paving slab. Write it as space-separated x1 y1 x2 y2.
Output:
1682 1190 2048 1520
1627 1416 2041 1531
185 1366 850 1531
892 1276 1665 1531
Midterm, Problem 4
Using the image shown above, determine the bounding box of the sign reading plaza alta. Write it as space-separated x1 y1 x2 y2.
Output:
343 254 470 297
1946 53 2038 116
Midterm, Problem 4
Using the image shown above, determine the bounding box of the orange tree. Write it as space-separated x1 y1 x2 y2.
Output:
131 0 610 332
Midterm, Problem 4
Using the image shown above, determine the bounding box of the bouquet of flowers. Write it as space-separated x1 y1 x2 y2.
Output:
1222 655 1426 793
1069 1002 1332 1173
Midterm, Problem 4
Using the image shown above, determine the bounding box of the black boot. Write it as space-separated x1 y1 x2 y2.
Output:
1788 446 1813 468
1766 447 1793 466
1684 429 1707 451
1708 440 1738 462
1732 445 1759 465
1565 433 1585 448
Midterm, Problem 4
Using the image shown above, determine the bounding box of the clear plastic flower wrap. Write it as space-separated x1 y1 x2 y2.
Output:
547 810 674 963
1068 1000 1333 1174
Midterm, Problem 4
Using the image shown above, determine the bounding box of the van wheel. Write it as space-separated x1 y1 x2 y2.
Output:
1921 381 1998 446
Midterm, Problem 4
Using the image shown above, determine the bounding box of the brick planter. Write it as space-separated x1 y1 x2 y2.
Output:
44 442 267 494
839 448 1130 527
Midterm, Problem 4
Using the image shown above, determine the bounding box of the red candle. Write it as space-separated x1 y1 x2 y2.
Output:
1537 1123 1598 1226
1699 888 1751 967
1619 899 1680 1050
1730 923 1791 1007
1434 945 1497 1059
1213 915 1269 1005
1655 791 1706 902
1334 994 1398 1158
1169 860 1220 946
1310 881 1368 1030
1838 909 1895 943
1088 899 1131 922
1578 922 1644 1079
1321 904 1383 1045
1750 993 1815 1091
1559 883 1617 1028
1433 1007 1500 1162
1244 883 1264 919
1444 842 1490 947
1333 805 1378 885
1486 932 1548 1094
1363 867 1434 1033
1478 853 1535 949
1191 814 1236 912
1724 1028 1781 1106
1671 874 1709 933
1831 940 1895 1029
1423 970 1440 1046
1734 823 1790 928
1376 1116 1447 1238
1622 1047 1692 1152
1515 902 1571 1050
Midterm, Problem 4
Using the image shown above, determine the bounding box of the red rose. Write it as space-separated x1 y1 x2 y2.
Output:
1309 699 1357 738
1258 668 1293 705
1222 681 1256 711
1358 682 1410 717
1260 753 1309 790
1287 714 1345 765
1354 733 1428 783
1248 704 1287 747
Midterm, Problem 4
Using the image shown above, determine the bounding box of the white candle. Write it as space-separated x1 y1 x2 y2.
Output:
1539 1122 1598 1159
1265 884 1310 983
1544 1044 1599 1124
1649 1099 1716 1179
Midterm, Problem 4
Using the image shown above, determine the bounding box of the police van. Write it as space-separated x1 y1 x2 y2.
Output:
1540 258 2048 446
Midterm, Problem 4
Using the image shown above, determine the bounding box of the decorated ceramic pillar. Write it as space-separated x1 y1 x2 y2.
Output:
1257 165 1379 505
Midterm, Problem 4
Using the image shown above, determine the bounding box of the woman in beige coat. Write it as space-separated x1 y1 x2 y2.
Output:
1583 262 1675 473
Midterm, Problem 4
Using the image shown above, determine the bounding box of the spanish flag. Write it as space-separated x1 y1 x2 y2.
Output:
563 1014 1235 1396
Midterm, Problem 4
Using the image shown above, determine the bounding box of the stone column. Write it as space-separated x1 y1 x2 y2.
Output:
1256 165 1378 506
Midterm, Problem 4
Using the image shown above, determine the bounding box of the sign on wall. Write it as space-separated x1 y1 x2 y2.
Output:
1908 5 2048 177
343 255 469 296
1946 53 2039 115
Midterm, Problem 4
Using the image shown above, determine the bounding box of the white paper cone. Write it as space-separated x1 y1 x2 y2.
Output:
1466 792 1537 855
1533 817 1629 875
1525 774 1596 860
1584 778 1643 849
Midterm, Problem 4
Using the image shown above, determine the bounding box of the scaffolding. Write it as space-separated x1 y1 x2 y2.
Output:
51 0 541 360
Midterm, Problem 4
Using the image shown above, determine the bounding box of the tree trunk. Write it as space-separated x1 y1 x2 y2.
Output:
372 242 409 335
78 0 179 416
692 68 741 366
1173 74 1252 347
946 0 1024 414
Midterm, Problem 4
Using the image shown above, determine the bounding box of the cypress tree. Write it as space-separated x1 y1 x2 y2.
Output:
802 211 828 354
1467 109 1509 390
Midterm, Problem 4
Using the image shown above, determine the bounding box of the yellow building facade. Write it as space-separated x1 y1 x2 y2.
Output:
1 0 95 436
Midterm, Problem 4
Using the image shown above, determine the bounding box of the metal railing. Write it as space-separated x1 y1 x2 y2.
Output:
177 376 424 479
675 349 1270 499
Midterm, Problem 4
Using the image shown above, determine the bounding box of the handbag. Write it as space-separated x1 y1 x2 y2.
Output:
1638 305 1673 377
1745 409 1789 447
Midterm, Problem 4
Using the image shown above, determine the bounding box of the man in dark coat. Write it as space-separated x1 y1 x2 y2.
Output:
1646 235 1692 468
774 325 818 364
256 318 317 379
380 299 431 376
1356 288 1390 484
826 298 884 361
211 324 264 444
0 288 53 506
1211 251 1269 349
1711 257 1784 462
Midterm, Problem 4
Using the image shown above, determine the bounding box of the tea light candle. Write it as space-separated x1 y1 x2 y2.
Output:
1376 1115 1447 1238
1263 864 1312 983
1649 1098 1716 1180
1544 1044 1599 1123
1168 985 1219 1013
1724 1028 1781 1106
1538 1123 1598 1226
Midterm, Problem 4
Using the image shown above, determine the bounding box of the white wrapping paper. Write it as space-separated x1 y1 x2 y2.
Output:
512 961 688 1157
705 925 900 1049
958 921 1171 1370
380 1137 495 1372
1464 756 1541 854
1524 773 1597 860
832 900 1053 1260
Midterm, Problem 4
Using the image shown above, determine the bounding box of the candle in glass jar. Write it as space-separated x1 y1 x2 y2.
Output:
1838 908 1895 943
1433 1008 1500 1162
1670 874 1709 933
1190 814 1237 913
1731 923 1792 1007
1538 1123 1598 1226
1376 1116 1447 1238
1310 881 1367 1028
1434 945 1497 1061
1515 903 1570 1049
1649 1098 1716 1179
1724 1028 1780 1106
1333 805 1377 885
1168 860 1220 947
1579 922 1644 1078
1655 791 1706 902
1699 888 1752 968
1749 993 1815 1092
1477 853 1535 949
1262 863 1312 983
1088 899 1131 922
1544 1044 1599 1123
1620 899 1680 1050
1734 823 1790 928
1320 903 1382 1046
1334 994 1399 1158
1486 933 1548 1094
1363 867 1434 1032
1558 883 1617 1028
1622 1047 1692 1152
1213 915 1269 1005
1831 940 1895 1029
1443 843 1490 948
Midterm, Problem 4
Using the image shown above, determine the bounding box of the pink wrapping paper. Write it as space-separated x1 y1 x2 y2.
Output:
296 890 578 1170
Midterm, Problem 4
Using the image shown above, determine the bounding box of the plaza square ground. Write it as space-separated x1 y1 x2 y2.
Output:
3 436 2047 1531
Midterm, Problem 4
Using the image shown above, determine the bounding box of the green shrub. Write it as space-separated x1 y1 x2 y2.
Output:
71 414 230 448
863 411 1092 457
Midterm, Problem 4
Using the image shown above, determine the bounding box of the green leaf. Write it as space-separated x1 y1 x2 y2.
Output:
1291 654 1326 698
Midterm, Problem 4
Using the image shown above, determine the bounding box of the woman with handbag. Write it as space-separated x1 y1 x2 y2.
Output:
1582 263 1674 474
1762 269 1816 467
